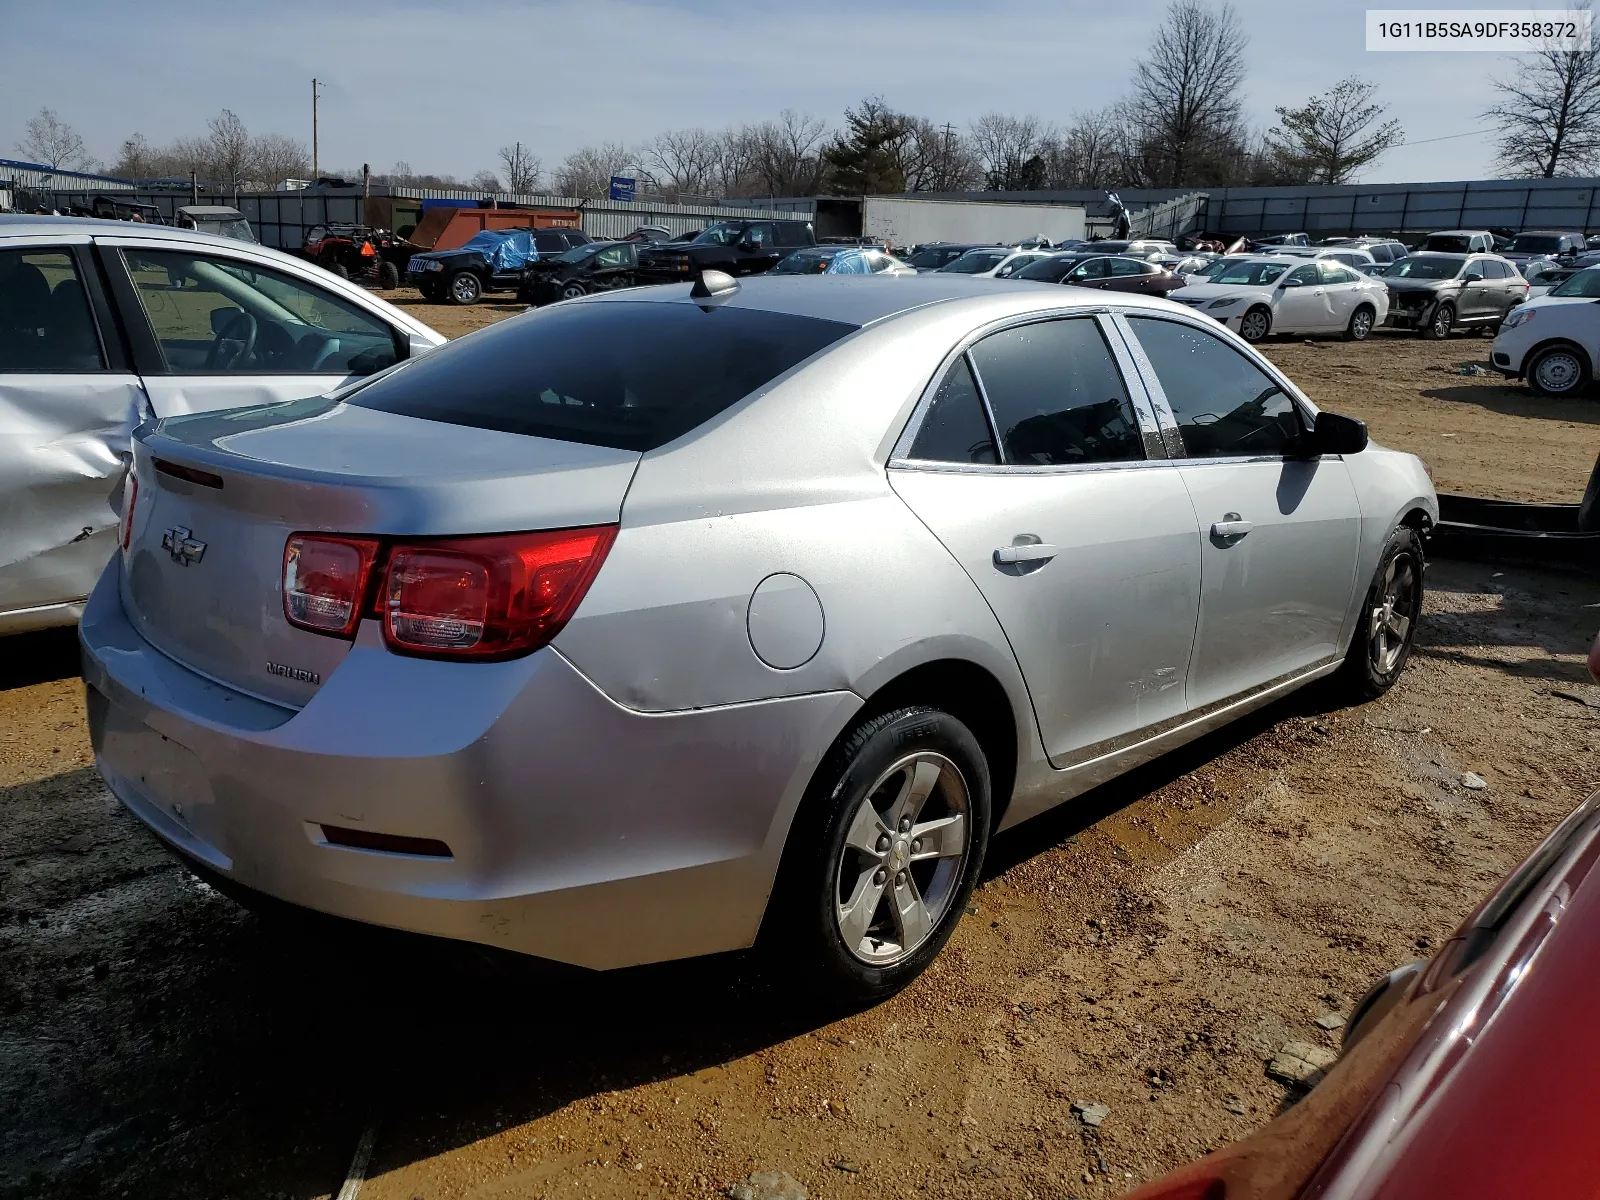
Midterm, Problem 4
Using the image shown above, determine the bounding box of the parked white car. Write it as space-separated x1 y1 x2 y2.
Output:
1490 266 1600 396
1169 256 1391 343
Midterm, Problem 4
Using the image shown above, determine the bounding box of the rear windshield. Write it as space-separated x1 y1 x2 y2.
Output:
1423 235 1473 253
1509 234 1562 253
347 301 856 452
1016 256 1081 282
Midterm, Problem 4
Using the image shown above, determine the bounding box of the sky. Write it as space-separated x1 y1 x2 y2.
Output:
0 0 1519 186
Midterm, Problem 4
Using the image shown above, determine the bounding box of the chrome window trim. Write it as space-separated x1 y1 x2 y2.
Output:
889 307 1170 470
1108 309 1322 466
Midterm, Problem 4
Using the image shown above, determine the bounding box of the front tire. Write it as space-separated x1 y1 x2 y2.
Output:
560 281 588 301
447 270 483 305
1422 302 1454 340
1343 305 1375 341
1239 306 1272 343
763 707 991 1006
1333 525 1425 702
1527 343 1590 396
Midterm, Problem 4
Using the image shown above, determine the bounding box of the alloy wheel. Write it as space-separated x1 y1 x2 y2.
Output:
562 283 587 300
450 273 481 304
1533 349 1582 394
833 752 972 967
1240 309 1271 342
1350 309 1373 339
1369 552 1419 675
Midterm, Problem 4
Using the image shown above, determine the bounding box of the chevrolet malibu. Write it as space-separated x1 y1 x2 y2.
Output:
81 274 1437 1002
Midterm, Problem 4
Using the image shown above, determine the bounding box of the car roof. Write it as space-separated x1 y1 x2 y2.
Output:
1428 229 1490 236
578 272 1192 328
1406 250 1472 260
0 213 278 255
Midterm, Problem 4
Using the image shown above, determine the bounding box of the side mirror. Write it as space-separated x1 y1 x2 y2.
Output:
406 332 437 359
1280 277 1303 288
1306 410 1368 456
1462 271 1483 283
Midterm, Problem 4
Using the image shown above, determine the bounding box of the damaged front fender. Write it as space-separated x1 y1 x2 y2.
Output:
0 373 149 634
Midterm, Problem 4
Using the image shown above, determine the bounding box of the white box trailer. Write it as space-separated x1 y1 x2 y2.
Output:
862 196 1087 250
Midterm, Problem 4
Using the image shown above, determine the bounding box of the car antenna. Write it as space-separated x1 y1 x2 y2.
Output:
690 268 739 300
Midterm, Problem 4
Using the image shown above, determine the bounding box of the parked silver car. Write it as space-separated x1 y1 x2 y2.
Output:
80 273 1437 1002
0 216 445 634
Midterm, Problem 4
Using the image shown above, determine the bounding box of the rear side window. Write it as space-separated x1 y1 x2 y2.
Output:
968 318 1144 466
1127 317 1303 458
908 357 997 464
1109 257 1150 276
0 248 105 372
347 301 855 452
535 234 567 253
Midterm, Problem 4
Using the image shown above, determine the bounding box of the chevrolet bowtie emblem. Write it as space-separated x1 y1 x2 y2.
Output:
161 526 207 566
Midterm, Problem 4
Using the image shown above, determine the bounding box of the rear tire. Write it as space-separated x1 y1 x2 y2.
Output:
1332 525 1425 703
1239 306 1272 343
1343 305 1375 341
378 261 400 290
1527 343 1590 396
448 270 483 305
1422 303 1454 340
328 261 350 280
761 706 991 1007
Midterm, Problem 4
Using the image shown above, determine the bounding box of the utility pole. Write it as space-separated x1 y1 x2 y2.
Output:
312 78 324 180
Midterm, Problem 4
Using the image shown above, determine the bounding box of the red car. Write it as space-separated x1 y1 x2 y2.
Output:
1125 784 1600 1200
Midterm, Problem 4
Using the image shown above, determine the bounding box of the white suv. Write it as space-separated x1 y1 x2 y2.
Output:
1490 266 1600 396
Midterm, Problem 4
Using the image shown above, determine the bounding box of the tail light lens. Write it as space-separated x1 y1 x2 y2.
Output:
283 535 380 637
120 475 139 551
280 526 616 660
382 527 617 659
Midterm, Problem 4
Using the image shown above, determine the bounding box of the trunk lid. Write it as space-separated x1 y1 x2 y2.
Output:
121 396 638 707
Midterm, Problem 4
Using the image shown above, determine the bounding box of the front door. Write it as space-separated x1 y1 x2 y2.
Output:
0 243 150 627
102 241 403 418
1121 313 1361 711
1273 262 1335 331
889 315 1201 768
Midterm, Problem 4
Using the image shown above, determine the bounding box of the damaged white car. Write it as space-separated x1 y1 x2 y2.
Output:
0 216 443 634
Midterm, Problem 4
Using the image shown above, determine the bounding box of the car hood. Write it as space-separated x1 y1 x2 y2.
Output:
408 248 482 265
1169 283 1272 301
1385 276 1456 291
1512 293 1600 313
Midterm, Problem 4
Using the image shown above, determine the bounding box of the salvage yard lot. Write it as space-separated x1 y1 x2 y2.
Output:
2 309 1597 1199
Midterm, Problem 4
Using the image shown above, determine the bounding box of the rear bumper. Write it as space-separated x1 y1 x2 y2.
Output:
79 563 857 969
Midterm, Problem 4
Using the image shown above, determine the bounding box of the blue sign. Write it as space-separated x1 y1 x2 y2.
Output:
608 176 636 202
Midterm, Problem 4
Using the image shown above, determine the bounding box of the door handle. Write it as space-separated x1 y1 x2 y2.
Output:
1211 513 1252 541
994 543 1058 565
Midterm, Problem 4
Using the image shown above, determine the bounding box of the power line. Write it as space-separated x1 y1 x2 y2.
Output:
1393 128 1492 147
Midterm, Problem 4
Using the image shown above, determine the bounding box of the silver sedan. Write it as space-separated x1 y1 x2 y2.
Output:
80 272 1436 1002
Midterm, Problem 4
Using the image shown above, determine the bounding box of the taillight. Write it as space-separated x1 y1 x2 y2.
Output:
381 527 616 660
120 475 138 550
283 534 380 638
280 526 616 660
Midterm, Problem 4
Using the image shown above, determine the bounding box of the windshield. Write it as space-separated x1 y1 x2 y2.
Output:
692 222 747 246
1207 261 1289 286
941 250 1010 274
1510 234 1563 253
1550 268 1600 297
201 218 255 242
1016 256 1082 282
348 302 856 452
771 251 833 275
1195 256 1247 279
906 247 957 268
1388 257 1462 279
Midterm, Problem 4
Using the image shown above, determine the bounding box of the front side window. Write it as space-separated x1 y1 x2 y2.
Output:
1285 264 1320 286
348 301 854 452
907 357 997 465
122 248 399 376
968 319 1144 466
593 245 630 269
1067 258 1110 280
0 248 105 372
1127 317 1302 459
742 223 773 247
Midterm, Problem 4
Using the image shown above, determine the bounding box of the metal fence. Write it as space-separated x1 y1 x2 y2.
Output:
0 157 134 194
1128 192 1210 240
384 186 813 240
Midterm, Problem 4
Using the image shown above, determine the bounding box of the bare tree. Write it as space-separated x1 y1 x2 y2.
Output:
968 112 1048 190
1484 8 1600 177
712 126 760 196
498 142 542 193
206 109 253 192
1127 0 1248 186
1046 107 1131 188
642 128 720 198
111 132 156 182
251 133 311 187
745 110 829 195
902 118 983 191
469 169 504 192
1265 77 1402 184
554 142 632 199
18 108 91 170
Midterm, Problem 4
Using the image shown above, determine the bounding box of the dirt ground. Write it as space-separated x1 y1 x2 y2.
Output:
2 310 1599 1200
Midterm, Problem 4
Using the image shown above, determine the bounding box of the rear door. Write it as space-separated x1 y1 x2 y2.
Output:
889 314 1202 769
0 240 149 628
1107 257 1158 294
1318 260 1364 324
1120 314 1360 710
100 240 404 418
